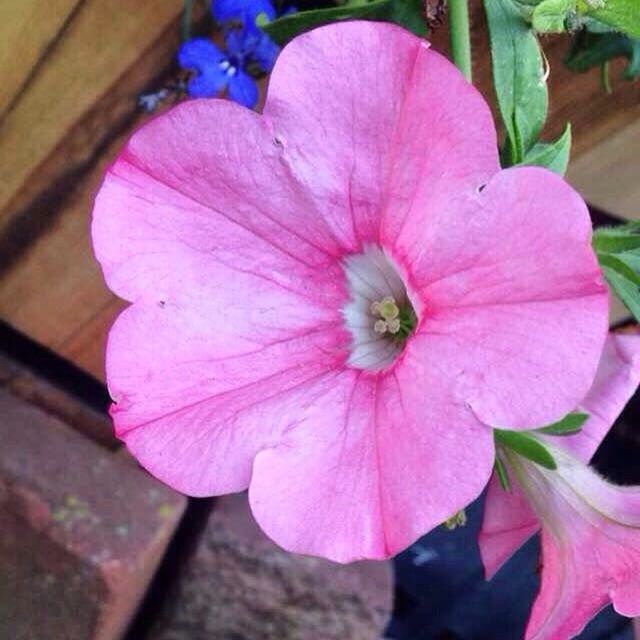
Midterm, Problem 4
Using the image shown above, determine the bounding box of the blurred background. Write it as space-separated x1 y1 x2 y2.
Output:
1 1 639 639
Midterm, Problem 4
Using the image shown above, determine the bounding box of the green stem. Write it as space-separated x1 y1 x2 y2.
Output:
449 0 472 82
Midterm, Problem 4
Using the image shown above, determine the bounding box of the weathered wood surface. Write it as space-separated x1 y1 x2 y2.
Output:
0 0 638 382
0 0 186 267
568 118 640 221
0 0 83 118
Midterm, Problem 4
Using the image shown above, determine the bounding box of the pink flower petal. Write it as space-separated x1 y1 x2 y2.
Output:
249 333 495 562
401 167 608 430
92 100 348 305
91 22 613 564
107 302 347 496
522 450 640 639
477 475 539 580
559 331 640 463
265 21 500 250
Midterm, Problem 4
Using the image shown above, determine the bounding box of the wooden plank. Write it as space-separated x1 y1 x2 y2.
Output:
0 122 134 382
0 0 184 239
568 118 640 222
0 0 82 118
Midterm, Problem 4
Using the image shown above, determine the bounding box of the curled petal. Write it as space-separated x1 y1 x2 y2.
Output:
557 331 640 463
479 332 640 580
523 448 640 639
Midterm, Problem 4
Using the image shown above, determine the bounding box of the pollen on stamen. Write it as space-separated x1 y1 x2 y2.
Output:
387 317 401 334
342 245 417 371
373 319 388 334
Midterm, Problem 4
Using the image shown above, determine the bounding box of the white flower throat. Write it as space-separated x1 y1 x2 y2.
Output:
342 245 416 372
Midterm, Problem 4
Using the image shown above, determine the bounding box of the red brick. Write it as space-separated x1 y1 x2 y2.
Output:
148 493 393 640
0 351 116 448
0 388 186 639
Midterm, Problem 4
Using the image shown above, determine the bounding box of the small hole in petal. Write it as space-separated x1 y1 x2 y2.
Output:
478 183 487 193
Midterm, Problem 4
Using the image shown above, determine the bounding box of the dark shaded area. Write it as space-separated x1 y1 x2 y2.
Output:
0 319 110 413
387 495 633 640
124 497 217 640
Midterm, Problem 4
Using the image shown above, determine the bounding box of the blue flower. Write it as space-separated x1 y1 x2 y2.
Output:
178 29 278 108
211 0 276 26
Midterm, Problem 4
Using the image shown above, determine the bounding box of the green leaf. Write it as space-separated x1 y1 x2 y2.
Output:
566 30 640 80
532 0 574 33
593 222 640 320
610 249 640 272
536 412 589 435
259 1 392 45
390 0 428 35
598 253 640 286
512 0 546 21
602 264 640 322
520 124 571 175
577 0 640 40
494 430 557 470
592 223 640 253
494 456 511 490
258 0 426 45
484 0 549 166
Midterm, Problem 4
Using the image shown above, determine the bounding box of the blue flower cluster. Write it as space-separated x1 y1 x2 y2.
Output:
178 0 284 108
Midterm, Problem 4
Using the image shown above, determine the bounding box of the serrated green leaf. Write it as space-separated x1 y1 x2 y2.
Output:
520 124 571 175
577 0 640 40
598 253 640 286
259 1 392 45
536 411 588 435
494 430 557 470
602 264 640 322
532 0 574 33
494 456 511 491
484 0 549 166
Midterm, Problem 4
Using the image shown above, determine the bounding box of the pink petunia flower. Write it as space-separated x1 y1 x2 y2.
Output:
91 21 608 562
479 332 640 639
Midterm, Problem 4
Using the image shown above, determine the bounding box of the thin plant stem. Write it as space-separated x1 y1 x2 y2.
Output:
448 0 472 82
